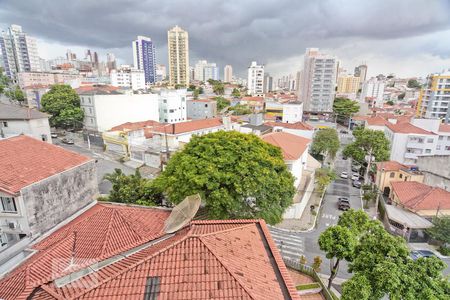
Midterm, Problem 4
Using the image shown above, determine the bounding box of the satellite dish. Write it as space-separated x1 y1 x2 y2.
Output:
164 194 201 233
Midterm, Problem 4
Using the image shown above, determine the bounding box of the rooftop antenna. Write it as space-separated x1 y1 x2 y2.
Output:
164 194 201 233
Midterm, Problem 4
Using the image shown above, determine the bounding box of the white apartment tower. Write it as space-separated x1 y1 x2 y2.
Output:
224 65 233 82
168 26 189 86
360 78 386 108
159 89 187 123
300 48 337 113
110 66 146 90
194 60 208 81
0 24 40 79
247 61 264 96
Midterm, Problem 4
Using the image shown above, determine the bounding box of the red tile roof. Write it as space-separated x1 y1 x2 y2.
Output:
391 181 450 212
265 121 314 131
241 96 264 102
439 123 450 133
109 120 160 132
262 132 311 160
0 136 90 195
75 85 120 95
376 160 408 171
153 118 224 134
366 115 389 126
0 204 299 300
386 122 436 135
351 115 369 121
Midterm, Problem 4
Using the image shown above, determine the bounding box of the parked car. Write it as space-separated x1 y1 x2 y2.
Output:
353 180 362 188
50 132 58 138
338 201 350 211
340 130 348 134
340 171 348 179
338 197 349 204
342 156 348 160
410 250 438 260
351 173 360 181
351 164 361 172
61 137 74 145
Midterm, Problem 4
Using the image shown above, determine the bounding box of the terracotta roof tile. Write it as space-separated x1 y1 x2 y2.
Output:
376 160 409 171
241 96 264 102
265 121 314 131
391 181 450 211
109 120 160 132
439 124 450 133
262 132 311 160
0 136 90 195
0 206 299 300
386 122 436 135
366 116 389 126
152 118 224 135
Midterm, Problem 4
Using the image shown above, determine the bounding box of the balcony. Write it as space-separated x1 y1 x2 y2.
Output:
404 152 418 159
406 141 425 149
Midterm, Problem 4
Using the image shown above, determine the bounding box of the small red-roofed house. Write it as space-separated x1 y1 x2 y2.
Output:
0 136 98 268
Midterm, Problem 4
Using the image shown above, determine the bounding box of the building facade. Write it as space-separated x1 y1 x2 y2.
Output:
132 36 156 84
416 70 450 123
0 24 40 79
158 89 187 123
337 74 361 94
247 61 264 96
168 26 189 86
224 64 232 82
187 99 217 119
299 48 337 113
360 78 385 107
110 66 146 90
354 64 368 83
16 71 81 89
282 102 303 123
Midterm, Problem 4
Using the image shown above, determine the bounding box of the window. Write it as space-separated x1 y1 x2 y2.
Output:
41 134 47 142
390 172 395 178
1 196 17 213
205 104 208 108
425 149 431 153
88 98 92 104
2 121 7 127
439 136 444 140
399 174 403 179
89 108 92 114
427 138 433 143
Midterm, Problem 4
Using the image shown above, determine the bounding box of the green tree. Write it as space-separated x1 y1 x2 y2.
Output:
337 209 371 236
215 96 230 111
213 83 224 95
333 98 360 122
41 84 84 128
319 225 357 288
174 83 185 89
386 100 394 105
315 167 336 193
229 104 252 115
407 79 422 89
104 169 163 205
4 86 25 103
154 131 295 224
0 69 10 95
426 216 450 244
341 274 371 300
311 128 340 162
343 128 390 182
231 88 241 98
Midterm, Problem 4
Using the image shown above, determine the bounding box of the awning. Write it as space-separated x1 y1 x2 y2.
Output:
385 204 433 229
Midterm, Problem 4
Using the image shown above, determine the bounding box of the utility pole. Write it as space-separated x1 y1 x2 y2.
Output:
374 161 383 219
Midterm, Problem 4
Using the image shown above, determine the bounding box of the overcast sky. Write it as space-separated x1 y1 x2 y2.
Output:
1 0 450 78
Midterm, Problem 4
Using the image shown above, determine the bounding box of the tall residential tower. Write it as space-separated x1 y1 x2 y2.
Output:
0 24 40 79
132 36 156 84
167 26 189 86
247 61 264 96
417 70 450 123
224 65 233 82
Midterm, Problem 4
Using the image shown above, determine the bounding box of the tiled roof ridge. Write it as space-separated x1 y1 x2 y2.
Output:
403 185 435 209
99 209 118 255
192 223 255 238
198 235 256 300
258 220 300 299
39 285 64 300
62 233 192 299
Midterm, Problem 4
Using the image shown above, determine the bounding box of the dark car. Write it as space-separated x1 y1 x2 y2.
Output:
342 156 348 160
351 165 361 172
338 198 350 211
410 250 438 260
340 130 348 134
61 137 74 144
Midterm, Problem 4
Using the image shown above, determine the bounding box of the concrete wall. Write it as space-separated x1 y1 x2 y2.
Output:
187 100 217 120
20 160 98 238
416 155 450 190
1 118 52 143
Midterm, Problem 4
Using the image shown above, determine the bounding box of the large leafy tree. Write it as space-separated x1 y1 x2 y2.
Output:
333 97 360 120
311 128 340 162
154 131 295 224
0 69 10 95
427 216 450 244
343 128 390 182
5 86 25 104
315 167 336 193
41 84 84 128
407 79 422 89
215 96 230 111
231 88 241 98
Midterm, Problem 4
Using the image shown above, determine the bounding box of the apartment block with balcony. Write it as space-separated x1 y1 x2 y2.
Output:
416 70 450 123
0 136 98 269
247 61 264 96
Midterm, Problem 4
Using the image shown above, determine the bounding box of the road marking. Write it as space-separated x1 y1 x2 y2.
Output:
270 233 305 244
321 214 337 220
276 248 304 257
325 223 330 227
272 238 303 248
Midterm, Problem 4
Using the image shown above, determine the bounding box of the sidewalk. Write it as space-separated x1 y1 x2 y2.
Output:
275 189 323 232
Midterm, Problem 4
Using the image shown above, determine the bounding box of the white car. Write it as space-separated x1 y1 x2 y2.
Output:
340 171 348 179
351 173 360 181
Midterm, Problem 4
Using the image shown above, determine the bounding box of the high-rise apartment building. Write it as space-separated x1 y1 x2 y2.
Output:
193 60 218 82
416 70 450 123
337 74 361 94
194 60 207 81
106 53 117 72
0 24 40 79
299 48 337 113
224 65 233 82
360 78 385 107
247 61 264 96
264 73 273 93
354 64 368 82
132 36 156 84
156 64 167 82
168 26 189 86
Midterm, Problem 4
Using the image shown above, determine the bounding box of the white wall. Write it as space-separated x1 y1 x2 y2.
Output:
282 103 303 123
272 126 314 140
93 94 159 132
159 90 187 123
1 118 52 143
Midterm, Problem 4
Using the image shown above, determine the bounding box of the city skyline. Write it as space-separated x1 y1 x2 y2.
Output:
1 0 450 78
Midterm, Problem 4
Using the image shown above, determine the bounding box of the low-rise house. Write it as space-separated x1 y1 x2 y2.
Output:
239 113 273 136
375 160 424 196
240 96 265 112
0 202 300 300
265 121 315 139
365 115 390 131
282 101 303 123
186 99 217 119
0 136 98 269
0 103 52 143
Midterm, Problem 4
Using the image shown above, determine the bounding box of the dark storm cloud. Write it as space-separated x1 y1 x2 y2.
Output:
1 0 450 75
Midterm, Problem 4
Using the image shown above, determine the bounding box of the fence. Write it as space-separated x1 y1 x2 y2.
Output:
283 258 336 300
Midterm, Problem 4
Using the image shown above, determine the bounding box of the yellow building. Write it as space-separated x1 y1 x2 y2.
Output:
416 71 450 123
375 161 424 196
168 26 189 87
337 75 361 94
